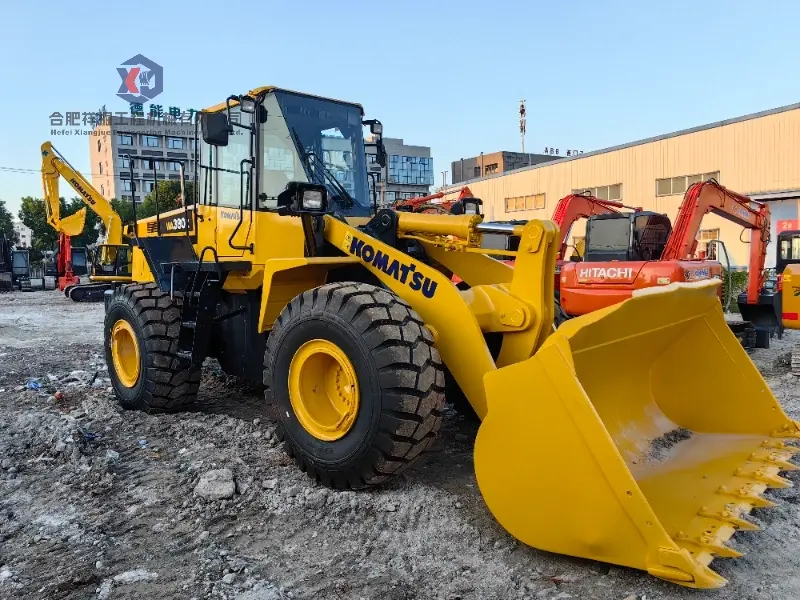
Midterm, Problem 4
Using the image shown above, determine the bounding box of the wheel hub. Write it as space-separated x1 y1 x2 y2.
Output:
288 339 360 441
111 319 140 388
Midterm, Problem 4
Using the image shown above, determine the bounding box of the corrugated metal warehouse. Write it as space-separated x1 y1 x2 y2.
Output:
450 103 800 269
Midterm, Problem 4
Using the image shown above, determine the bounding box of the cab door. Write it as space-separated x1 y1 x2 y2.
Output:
213 107 254 258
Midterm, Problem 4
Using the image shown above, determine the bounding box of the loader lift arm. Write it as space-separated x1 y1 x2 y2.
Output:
41 141 125 246
661 180 770 304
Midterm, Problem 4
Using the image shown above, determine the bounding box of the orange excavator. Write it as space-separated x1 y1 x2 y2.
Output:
558 180 771 346
393 186 481 215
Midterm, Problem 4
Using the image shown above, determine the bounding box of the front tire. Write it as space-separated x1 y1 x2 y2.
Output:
104 283 201 412
264 282 445 489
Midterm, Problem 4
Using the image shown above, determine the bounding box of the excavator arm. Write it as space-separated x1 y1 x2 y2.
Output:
393 186 475 213
41 141 124 245
661 181 770 304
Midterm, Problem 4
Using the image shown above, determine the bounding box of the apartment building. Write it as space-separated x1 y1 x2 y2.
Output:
90 116 196 203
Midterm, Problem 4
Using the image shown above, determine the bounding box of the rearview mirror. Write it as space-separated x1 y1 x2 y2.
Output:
363 119 383 136
201 112 231 147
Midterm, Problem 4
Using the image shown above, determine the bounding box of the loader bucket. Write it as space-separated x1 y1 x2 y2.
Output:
474 280 800 589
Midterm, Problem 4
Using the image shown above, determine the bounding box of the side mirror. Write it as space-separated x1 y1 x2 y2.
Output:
201 112 231 147
277 182 329 216
363 119 383 136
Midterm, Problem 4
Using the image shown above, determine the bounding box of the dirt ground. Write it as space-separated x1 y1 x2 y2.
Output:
2 290 800 600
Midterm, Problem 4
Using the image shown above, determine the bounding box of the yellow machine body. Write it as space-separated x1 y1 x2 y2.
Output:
120 85 798 589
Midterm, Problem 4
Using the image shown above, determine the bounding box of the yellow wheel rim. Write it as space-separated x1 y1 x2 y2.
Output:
111 319 140 388
288 339 360 441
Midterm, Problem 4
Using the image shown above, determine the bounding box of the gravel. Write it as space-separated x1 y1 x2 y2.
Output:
1 290 800 600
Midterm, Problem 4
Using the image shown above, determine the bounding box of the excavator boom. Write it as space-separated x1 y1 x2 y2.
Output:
41 141 124 245
662 180 769 304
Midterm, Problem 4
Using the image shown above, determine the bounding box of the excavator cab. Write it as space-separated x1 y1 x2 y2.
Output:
776 229 800 274
583 211 672 262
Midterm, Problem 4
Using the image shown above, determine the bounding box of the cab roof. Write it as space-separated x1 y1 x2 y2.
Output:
202 86 364 115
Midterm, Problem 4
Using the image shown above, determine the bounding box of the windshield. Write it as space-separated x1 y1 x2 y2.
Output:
587 217 631 253
274 91 371 217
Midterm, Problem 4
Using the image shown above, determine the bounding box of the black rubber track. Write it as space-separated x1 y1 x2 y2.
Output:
105 282 201 412
264 282 446 489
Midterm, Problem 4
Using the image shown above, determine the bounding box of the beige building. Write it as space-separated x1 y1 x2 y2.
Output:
90 116 196 204
448 102 800 269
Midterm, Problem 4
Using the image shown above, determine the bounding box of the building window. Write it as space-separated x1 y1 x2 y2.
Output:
101 184 104 196
117 156 130 169
166 161 181 171
385 191 396 203
98 162 103 175
167 137 184 149
143 180 156 193
142 159 161 170
656 172 719 196
122 180 132 192
143 135 160 147
572 184 622 201
97 140 101 152
697 228 719 259
484 163 498 175
117 134 133 146
387 155 434 186
473 166 480 177
504 193 546 212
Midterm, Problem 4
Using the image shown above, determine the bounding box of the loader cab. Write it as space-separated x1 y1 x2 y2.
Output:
583 212 672 263
198 87 378 225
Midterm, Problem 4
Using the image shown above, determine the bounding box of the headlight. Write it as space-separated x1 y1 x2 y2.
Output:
302 189 324 210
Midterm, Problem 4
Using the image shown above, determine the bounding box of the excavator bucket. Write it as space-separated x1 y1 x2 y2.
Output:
474 280 800 588
57 208 87 237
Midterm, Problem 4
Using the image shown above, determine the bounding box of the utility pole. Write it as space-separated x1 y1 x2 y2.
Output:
519 99 527 156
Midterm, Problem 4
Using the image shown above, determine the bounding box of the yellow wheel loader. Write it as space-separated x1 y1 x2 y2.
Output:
102 86 800 589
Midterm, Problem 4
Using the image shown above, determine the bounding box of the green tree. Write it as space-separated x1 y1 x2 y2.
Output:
109 198 134 225
141 180 195 219
19 196 61 256
107 181 196 226
18 195 101 261
0 200 17 244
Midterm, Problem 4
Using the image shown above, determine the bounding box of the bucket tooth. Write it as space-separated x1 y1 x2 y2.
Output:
770 422 800 438
697 508 760 531
770 459 799 472
761 440 800 454
734 466 792 489
717 484 775 508
750 448 799 468
702 542 743 559
676 533 743 559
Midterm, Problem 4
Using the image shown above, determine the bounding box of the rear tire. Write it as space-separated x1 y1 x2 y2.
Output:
264 282 445 489
104 283 201 412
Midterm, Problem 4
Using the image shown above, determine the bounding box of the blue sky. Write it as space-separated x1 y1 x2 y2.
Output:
1 0 799 215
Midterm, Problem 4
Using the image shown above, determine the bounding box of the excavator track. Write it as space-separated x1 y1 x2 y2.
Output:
67 282 111 302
